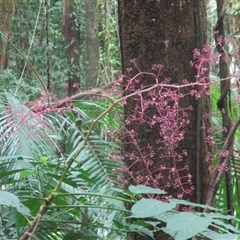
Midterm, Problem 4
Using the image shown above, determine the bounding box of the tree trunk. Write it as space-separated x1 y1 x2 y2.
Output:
61 0 80 96
0 0 14 70
84 0 99 89
118 0 210 239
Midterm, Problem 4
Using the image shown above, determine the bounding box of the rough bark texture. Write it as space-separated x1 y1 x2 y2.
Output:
118 0 210 239
61 0 80 96
0 0 14 70
85 0 99 89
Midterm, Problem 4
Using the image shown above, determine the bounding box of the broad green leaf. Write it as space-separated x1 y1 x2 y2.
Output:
166 212 212 239
137 227 155 239
130 198 175 218
106 198 125 209
156 211 176 223
0 191 30 216
130 224 155 239
129 185 166 194
201 230 240 240
134 220 161 228
203 212 240 223
213 219 240 233
162 227 181 240
0 191 20 207
170 199 217 211
16 203 31 216
111 187 131 196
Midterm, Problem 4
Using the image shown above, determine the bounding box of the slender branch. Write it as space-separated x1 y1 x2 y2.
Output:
29 72 212 111
14 1 43 95
20 192 135 203
209 0 234 218
52 192 135 203
47 204 129 212
214 0 228 33
204 115 240 210
39 220 128 234
45 0 50 93
0 31 47 94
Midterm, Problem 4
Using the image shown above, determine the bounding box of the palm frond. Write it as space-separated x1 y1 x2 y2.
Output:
0 92 126 239
0 92 57 178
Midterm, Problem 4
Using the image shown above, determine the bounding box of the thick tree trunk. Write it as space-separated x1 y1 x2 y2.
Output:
0 0 14 70
118 1 210 239
84 0 99 89
61 0 80 96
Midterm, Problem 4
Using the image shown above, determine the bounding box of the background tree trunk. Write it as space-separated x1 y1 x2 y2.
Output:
118 0 210 239
61 0 80 96
0 0 14 70
84 0 99 89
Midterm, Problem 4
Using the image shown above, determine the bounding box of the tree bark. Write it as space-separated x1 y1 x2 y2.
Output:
84 0 99 89
0 0 14 70
118 0 210 239
61 0 80 96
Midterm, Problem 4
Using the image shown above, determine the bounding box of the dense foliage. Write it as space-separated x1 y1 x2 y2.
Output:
0 0 240 239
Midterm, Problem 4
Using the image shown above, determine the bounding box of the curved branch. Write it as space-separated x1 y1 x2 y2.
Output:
0 31 47 94
204 115 240 209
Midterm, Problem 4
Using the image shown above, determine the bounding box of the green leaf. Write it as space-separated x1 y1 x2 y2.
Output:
128 185 166 194
130 224 155 239
16 203 31 216
76 169 95 184
130 198 175 218
165 212 212 239
0 169 25 179
113 219 125 229
20 170 39 178
170 199 217 211
201 230 240 240
0 191 30 215
213 219 240 233
48 134 63 141
156 211 175 223
46 173 77 188
63 233 84 240
0 191 20 207
134 220 160 228
40 156 48 166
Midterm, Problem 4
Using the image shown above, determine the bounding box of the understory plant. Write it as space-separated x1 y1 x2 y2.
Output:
0 40 240 240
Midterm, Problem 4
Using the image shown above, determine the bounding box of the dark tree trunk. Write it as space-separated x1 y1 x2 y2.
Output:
0 0 14 70
84 0 99 89
61 0 80 96
118 1 210 239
